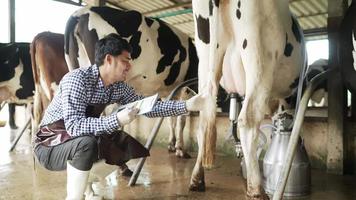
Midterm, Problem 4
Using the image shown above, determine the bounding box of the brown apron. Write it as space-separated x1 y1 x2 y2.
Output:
35 75 149 166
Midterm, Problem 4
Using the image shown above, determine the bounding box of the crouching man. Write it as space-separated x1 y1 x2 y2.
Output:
33 33 205 200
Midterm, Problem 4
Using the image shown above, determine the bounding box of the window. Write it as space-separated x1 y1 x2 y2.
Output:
0 1 9 42
15 0 80 42
306 39 329 65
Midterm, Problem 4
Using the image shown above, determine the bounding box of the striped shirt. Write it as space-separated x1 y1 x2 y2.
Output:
40 64 187 137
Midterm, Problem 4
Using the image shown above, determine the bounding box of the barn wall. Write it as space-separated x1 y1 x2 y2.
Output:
124 112 333 170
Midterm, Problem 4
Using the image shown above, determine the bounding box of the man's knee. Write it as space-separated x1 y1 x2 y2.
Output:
71 136 98 170
76 136 98 156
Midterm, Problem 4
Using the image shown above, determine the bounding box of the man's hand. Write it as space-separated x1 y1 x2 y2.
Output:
116 107 139 126
186 93 208 112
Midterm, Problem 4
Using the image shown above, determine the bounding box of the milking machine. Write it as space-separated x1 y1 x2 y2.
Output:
230 95 311 197
263 111 311 197
228 93 244 158
230 69 333 199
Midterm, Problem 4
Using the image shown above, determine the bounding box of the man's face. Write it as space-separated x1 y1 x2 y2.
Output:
111 50 132 82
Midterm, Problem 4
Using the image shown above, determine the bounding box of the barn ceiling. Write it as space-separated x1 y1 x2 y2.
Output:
70 0 329 40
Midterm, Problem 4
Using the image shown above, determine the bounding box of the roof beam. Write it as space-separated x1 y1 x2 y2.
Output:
297 12 328 19
144 2 192 15
106 0 127 10
52 0 83 6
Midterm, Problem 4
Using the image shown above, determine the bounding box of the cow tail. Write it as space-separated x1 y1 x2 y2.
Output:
30 33 42 133
30 34 39 86
202 1 220 168
64 15 80 70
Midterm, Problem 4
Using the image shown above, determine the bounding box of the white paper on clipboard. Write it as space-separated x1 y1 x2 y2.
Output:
118 93 159 115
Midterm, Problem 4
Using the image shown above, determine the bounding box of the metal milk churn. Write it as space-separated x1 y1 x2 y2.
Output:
263 112 311 197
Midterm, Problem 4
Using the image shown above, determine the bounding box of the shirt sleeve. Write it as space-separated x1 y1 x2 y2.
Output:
114 82 188 118
61 75 119 137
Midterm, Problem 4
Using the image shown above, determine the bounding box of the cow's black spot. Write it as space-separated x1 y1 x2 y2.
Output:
284 33 293 57
217 43 219 49
156 20 187 86
90 7 142 38
143 76 147 79
209 0 213 15
15 43 34 99
184 38 199 81
145 18 154 27
238 0 241 8
236 9 241 19
90 7 144 61
284 43 293 57
291 16 301 43
214 0 220 7
129 31 142 60
196 15 210 44
146 39 149 42
0 43 18 82
243 39 247 49
77 14 99 65
209 0 220 15
64 15 80 68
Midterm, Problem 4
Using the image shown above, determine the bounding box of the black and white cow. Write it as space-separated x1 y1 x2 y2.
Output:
340 0 356 93
306 59 328 106
64 6 199 158
191 0 306 198
0 43 34 128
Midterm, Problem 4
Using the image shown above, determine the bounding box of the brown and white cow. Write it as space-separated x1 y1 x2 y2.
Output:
0 42 34 128
64 6 199 158
191 0 306 198
30 32 69 133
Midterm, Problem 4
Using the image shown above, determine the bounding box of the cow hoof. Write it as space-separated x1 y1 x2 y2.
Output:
175 149 191 159
118 164 133 177
189 180 205 192
168 144 176 153
10 123 18 129
246 191 270 200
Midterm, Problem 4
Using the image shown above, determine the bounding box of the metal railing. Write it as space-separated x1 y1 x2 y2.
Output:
128 77 198 186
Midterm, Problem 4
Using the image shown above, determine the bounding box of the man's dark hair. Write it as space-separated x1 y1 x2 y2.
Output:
95 33 132 66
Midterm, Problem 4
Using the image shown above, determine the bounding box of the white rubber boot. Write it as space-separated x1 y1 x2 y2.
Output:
66 161 90 200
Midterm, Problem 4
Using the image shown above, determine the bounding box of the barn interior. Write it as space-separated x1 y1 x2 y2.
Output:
1 0 356 199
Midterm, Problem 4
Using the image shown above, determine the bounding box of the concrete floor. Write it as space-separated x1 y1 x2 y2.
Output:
0 105 355 200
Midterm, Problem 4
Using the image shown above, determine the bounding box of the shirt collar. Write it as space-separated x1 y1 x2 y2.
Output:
91 64 105 89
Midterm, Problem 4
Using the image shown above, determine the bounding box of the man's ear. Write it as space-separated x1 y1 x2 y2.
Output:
105 54 112 65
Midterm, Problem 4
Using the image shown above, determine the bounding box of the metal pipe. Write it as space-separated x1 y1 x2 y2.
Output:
128 78 198 186
0 102 6 112
144 2 191 15
52 0 83 6
272 68 335 200
9 118 31 152
153 9 192 19
9 0 15 42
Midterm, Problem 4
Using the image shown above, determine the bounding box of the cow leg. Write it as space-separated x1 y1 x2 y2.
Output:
239 94 270 200
32 85 42 136
189 121 205 191
168 116 177 152
8 103 18 129
175 114 191 158
238 55 273 200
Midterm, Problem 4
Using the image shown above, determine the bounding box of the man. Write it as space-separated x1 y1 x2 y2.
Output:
34 33 204 200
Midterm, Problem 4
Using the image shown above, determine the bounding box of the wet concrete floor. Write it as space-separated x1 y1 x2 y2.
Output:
0 105 355 200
